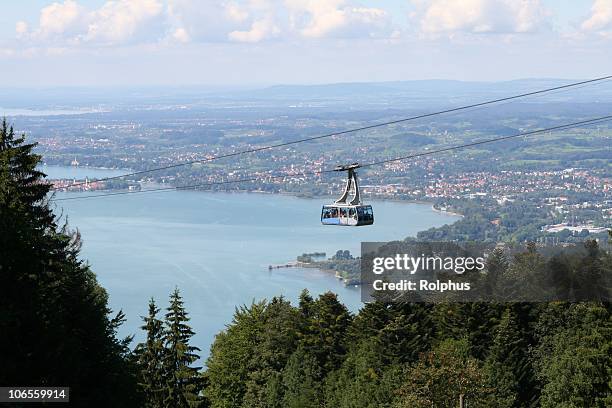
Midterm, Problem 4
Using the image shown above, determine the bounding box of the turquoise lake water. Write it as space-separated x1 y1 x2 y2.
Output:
45 166 459 358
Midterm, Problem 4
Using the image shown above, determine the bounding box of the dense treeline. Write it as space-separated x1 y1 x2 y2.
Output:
2 120 611 407
200 291 611 407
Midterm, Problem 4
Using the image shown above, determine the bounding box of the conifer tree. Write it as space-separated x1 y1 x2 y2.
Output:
137 298 167 407
163 288 202 407
298 288 315 319
0 118 52 224
535 302 611 407
281 346 322 408
347 300 392 343
300 292 352 374
324 338 402 408
484 248 509 299
376 303 434 364
432 302 502 360
483 308 531 407
576 240 608 301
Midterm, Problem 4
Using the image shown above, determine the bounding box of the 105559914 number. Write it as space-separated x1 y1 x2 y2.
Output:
0 387 69 402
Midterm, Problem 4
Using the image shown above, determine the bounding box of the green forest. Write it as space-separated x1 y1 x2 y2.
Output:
1 120 611 407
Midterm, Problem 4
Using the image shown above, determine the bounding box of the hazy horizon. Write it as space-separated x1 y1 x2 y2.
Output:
0 76 598 89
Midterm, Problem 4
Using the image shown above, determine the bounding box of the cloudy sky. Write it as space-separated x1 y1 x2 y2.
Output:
1 0 611 86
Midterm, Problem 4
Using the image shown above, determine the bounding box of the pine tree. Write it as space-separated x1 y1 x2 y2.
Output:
281 346 322 408
0 118 52 225
575 240 608 301
547 254 572 300
163 288 202 407
298 288 314 319
432 302 502 360
483 248 509 299
483 307 531 407
137 298 167 407
348 301 392 345
323 338 402 408
300 292 352 374
535 303 611 407
376 302 434 365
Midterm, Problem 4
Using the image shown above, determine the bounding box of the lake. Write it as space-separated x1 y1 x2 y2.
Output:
45 166 459 358
41 164 128 180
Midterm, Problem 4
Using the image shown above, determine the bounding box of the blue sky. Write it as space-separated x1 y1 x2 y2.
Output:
1 1 611 86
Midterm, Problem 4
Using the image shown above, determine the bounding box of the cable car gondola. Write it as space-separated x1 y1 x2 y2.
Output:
321 163 373 226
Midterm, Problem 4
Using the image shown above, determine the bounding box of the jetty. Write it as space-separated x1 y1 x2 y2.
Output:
268 261 312 270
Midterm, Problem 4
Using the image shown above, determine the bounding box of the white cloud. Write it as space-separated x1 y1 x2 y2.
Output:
84 0 164 44
166 0 254 43
285 0 390 38
229 18 280 42
17 0 164 46
36 0 87 39
14 0 393 48
226 2 250 23
414 0 548 35
166 0 390 43
582 0 612 36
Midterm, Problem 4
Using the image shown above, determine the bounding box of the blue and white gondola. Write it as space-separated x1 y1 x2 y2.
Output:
321 163 374 226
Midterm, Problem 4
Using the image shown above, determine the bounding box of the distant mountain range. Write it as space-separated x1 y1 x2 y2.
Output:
246 78 612 102
2 78 612 109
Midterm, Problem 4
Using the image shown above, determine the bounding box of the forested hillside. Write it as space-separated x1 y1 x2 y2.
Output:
201 291 611 407
0 119 140 405
2 119 610 407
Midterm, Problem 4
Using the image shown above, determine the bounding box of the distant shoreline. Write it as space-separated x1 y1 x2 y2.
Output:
47 166 464 218
55 180 465 218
